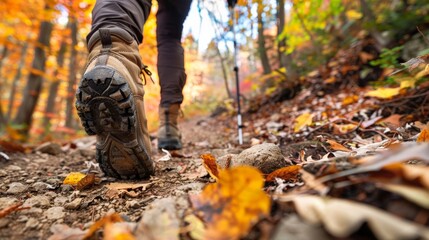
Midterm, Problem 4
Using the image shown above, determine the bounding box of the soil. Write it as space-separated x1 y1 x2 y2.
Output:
0 117 240 240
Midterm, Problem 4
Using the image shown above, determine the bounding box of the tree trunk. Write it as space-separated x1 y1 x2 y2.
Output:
215 43 232 99
359 0 388 50
44 36 67 129
65 18 78 128
7 43 29 121
277 0 298 83
14 10 53 136
0 103 6 129
257 1 272 74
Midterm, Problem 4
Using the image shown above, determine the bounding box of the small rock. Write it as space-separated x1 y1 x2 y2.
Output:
25 218 39 230
6 165 21 171
25 179 36 184
266 121 284 131
231 143 289 174
54 196 68 206
0 170 7 177
46 178 61 186
44 207 65 220
80 149 96 158
24 195 51 207
64 198 82 210
17 215 28 223
35 142 63 155
0 219 10 228
32 182 50 192
126 200 139 209
6 182 28 194
45 191 57 198
106 208 116 215
61 184 74 192
22 207 43 214
0 197 18 206
176 182 204 193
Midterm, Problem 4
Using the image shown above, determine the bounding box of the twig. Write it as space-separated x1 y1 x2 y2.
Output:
0 202 30 218
417 26 429 47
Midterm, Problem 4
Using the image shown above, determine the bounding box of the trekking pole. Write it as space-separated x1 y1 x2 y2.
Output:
227 0 243 145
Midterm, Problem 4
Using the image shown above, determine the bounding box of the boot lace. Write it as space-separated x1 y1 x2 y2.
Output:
140 65 155 85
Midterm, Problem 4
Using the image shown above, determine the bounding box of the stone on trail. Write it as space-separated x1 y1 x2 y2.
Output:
219 143 290 174
35 142 63 155
44 207 65 220
23 195 51 207
6 182 28 194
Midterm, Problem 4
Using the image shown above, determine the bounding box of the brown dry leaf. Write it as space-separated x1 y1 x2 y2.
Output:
76 173 96 191
300 170 329 195
377 114 403 129
191 166 270 240
279 195 429 239
294 112 313 132
200 153 221 181
266 165 301 182
417 127 429 142
332 123 358 135
83 213 124 240
0 202 30 218
0 139 26 153
326 139 351 152
63 172 86 186
377 183 429 209
382 163 429 189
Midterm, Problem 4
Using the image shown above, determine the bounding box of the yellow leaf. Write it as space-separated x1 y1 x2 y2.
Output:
342 95 359 106
346 9 362 20
184 214 205 240
191 166 270 240
365 87 401 99
294 112 313 132
399 77 416 89
63 172 86 186
417 128 429 142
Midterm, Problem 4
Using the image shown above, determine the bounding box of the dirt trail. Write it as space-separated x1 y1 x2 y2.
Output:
0 116 236 240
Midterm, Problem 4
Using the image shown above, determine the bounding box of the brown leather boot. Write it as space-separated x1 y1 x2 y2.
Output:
157 104 182 150
75 28 154 179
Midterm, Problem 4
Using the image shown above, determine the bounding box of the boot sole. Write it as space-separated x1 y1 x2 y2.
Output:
75 66 153 179
158 138 182 150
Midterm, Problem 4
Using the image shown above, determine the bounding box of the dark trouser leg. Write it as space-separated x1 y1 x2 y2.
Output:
87 0 151 44
157 0 192 106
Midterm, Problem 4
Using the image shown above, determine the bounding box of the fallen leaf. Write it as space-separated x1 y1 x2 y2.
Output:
300 170 329 195
48 224 87 240
200 153 221 181
104 222 136 240
184 214 205 240
326 139 351 152
191 166 270 240
377 183 429 209
342 95 359 106
365 87 401 99
266 165 301 182
417 128 429 142
63 172 86 186
377 114 403 129
332 123 358 134
294 112 313 132
76 173 96 191
0 139 26 153
381 163 429 189
0 202 30 218
83 213 123 240
280 195 429 239
106 182 152 191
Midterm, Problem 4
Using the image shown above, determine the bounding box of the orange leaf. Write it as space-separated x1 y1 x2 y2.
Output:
0 202 30 218
332 123 357 135
191 166 270 240
417 128 429 142
326 139 351 152
76 173 96 191
200 153 221 180
83 213 124 240
266 165 302 182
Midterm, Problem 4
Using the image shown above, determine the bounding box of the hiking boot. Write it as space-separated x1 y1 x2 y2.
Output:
75 28 154 179
157 104 182 150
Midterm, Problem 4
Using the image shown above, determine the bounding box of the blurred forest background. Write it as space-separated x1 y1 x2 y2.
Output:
0 0 428 143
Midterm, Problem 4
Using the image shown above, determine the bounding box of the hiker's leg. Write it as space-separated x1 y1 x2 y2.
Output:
76 0 154 179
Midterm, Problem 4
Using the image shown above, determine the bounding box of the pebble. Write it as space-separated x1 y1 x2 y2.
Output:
45 191 57 198
46 178 61 186
22 207 43 215
32 182 50 192
61 185 74 192
6 165 21 171
64 198 82 210
17 216 28 223
0 219 10 228
0 170 7 177
44 207 65 220
6 182 28 194
35 142 63 155
126 200 139 209
25 218 39 230
23 195 51 207
0 197 18 206
25 179 36 184
54 196 68 206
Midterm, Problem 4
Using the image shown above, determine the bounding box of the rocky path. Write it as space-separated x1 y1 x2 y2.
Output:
0 116 242 240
